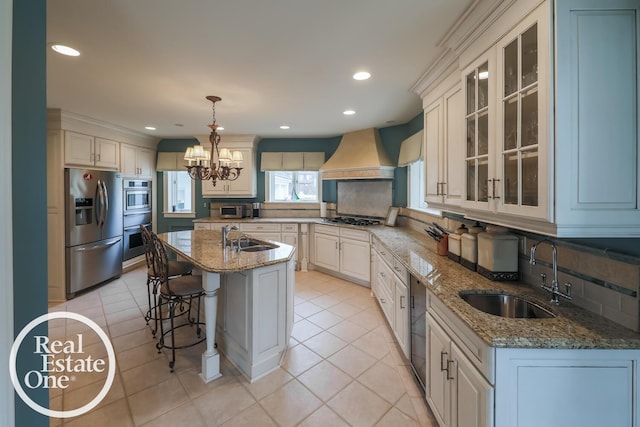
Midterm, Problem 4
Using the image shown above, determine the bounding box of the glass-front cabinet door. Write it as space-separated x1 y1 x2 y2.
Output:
462 54 494 212
496 5 550 220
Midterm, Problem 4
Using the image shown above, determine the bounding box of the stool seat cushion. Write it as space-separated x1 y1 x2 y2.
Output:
160 275 203 297
148 260 193 278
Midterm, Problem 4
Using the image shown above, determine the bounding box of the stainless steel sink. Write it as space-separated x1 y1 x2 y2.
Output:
459 291 556 319
241 244 278 252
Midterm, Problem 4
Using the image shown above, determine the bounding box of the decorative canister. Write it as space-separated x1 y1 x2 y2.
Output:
448 233 462 262
460 233 478 271
477 231 520 281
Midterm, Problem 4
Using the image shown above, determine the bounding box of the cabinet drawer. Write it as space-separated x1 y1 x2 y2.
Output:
241 223 281 233
340 227 370 242
282 224 298 233
377 259 395 299
392 259 408 285
194 223 211 230
376 278 394 325
314 223 340 236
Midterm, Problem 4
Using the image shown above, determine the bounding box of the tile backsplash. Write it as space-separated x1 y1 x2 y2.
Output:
399 208 640 332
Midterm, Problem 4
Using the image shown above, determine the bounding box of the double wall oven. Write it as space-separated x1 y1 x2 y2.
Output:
123 179 152 260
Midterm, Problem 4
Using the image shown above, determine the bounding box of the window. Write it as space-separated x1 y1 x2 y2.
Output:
163 171 195 217
407 160 427 210
266 171 320 202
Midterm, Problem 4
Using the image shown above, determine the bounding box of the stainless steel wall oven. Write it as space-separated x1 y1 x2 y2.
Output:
123 211 152 260
124 179 152 213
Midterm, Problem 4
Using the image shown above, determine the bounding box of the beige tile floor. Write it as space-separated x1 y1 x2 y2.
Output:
47 266 438 427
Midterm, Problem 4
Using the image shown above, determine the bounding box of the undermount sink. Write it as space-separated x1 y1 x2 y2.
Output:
241 244 278 252
237 239 279 252
459 291 556 319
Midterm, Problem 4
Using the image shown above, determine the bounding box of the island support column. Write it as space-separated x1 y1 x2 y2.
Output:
200 271 222 383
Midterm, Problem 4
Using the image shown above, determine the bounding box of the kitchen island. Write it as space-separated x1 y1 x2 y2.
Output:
159 229 296 383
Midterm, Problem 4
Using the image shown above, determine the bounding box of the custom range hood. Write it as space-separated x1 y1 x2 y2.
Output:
319 128 395 180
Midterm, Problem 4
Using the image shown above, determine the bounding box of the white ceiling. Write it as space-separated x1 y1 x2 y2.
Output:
47 0 473 139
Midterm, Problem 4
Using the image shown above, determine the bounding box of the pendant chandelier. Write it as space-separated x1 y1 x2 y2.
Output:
184 95 243 186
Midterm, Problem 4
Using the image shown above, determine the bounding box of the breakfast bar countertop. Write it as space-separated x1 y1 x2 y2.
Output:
193 216 640 349
158 229 295 273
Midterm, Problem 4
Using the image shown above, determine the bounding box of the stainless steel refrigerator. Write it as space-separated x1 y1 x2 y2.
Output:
65 168 123 297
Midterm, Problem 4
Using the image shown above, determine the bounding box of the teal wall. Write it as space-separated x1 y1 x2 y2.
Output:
12 0 48 425
155 114 424 232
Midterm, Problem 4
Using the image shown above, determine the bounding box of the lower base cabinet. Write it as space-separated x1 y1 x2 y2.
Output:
427 313 493 427
427 290 639 427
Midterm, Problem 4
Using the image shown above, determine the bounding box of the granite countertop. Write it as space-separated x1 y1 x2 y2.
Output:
192 216 640 349
158 229 295 273
368 226 640 350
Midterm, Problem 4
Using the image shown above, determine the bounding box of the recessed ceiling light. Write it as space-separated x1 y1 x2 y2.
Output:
343 110 356 116
144 126 156 130
280 125 290 130
50 44 80 57
353 71 371 81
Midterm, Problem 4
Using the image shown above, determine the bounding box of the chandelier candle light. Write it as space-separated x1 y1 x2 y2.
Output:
184 96 243 186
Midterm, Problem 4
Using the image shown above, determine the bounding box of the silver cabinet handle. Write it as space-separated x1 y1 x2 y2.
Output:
400 295 405 309
440 351 448 371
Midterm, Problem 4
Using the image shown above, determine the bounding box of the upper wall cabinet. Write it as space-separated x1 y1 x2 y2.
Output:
201 135 258 198
64 131 120 170
424 84 465 211
554 0 640 237
120 143 155 179
420 0 640 236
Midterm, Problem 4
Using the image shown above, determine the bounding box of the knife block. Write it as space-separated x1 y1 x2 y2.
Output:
437 234 448 256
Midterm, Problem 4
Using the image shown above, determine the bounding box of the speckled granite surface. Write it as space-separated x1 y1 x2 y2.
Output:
194 217 640 349
158 229 295 273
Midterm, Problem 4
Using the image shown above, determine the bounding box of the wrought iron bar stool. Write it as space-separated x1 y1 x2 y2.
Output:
149 230 205 372
140 224 193 336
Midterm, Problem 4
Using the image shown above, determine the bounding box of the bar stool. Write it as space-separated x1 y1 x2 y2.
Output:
149 231 205 372
140 225 193 337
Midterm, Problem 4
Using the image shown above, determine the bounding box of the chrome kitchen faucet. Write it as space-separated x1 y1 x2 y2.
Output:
529 239 572 305
221 224 239 248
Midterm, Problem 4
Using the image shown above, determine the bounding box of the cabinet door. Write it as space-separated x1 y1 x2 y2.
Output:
424 100 443 205
451 342 493 427
495 5 550 220
227 148 255 196
443 86 464 208
426 315 451 427
393 278 409 358
555 0 640 236
461 53 495 213
137 148 156 179
120 144 138 177
64 131 94 167
339 237 370 282
281 231 298 262
94 137 119 169
313 233 340 271
495 348 636 427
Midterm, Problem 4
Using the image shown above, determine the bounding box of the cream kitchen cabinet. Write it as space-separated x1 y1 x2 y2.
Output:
312 224 370 284
427 314 494 427
371 238 410 357
425 84 465 211
193 222 212 230
240 222 281 242
201 136 258 198
280 223 299 265
64 131 120 170
120 143 155 179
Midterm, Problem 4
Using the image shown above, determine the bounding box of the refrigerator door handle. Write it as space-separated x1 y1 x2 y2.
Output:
71 238 121 252
101 180 109 228
94 180 102 226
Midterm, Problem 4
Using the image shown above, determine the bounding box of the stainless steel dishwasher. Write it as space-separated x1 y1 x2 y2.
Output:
410 274 426 393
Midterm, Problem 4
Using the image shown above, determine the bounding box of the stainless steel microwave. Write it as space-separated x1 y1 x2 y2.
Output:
220 205 246 219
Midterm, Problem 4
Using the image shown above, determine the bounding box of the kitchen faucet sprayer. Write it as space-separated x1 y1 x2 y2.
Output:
529 239 572 305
